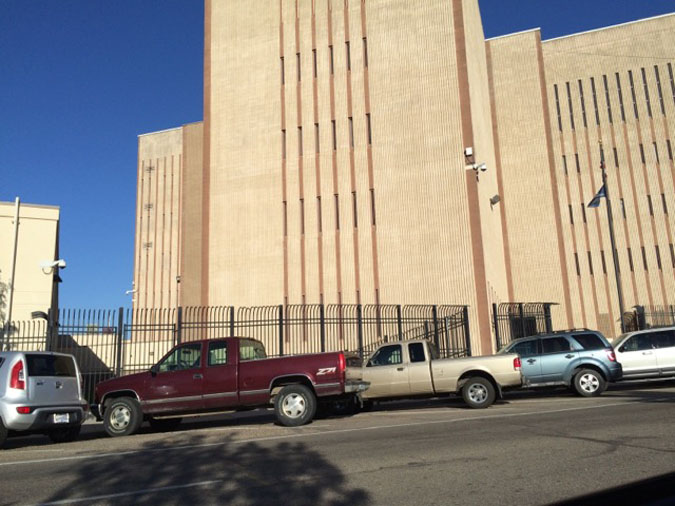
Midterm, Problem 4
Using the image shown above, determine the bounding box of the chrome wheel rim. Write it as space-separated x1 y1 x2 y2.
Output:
281 393 307 419
467 383 488 404
110 406 131 430
579 373 600 393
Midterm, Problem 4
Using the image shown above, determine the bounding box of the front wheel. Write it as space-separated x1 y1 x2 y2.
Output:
274 384 317 427
573 369 606 397
48 425 81 443
462 377 496 409
103 397 143 437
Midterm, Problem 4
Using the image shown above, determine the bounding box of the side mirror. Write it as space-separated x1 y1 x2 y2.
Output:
150 364 159 376
618 346 625 353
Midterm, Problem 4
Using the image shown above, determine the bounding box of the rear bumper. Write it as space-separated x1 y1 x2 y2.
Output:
345 380 370 393
1 403 88 432
607 362 623 382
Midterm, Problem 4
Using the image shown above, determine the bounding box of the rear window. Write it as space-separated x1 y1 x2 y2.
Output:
572 333 607 350
26 355 76 377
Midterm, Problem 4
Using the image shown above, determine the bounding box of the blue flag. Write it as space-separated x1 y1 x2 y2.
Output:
587 185 606 208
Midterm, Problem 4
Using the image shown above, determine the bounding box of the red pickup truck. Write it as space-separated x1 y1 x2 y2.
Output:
94 337 368 436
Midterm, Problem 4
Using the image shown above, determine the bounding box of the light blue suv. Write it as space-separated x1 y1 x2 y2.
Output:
500 330 622 396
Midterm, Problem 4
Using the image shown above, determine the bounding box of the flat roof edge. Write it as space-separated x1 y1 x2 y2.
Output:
543 12 675 43
485 28 540 42
137 126 183 138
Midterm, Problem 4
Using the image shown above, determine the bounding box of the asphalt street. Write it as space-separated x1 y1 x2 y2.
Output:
1 380 674 506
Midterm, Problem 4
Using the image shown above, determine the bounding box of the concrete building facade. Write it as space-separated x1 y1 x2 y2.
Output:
133 1 675 352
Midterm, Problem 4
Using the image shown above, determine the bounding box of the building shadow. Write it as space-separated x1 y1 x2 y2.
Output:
43 434 370 505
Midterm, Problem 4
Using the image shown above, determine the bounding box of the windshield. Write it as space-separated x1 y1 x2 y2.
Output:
612 333 631 347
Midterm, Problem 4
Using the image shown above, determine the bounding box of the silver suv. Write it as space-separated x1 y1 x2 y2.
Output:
0 351 88 447
613 326 675 379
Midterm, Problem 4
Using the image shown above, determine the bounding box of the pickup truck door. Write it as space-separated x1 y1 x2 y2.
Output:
406 342 434 395
202 340 239 409
144 342 205 413
363 344 408 397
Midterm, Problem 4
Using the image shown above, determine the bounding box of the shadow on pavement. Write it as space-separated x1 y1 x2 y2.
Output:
43 434 370 505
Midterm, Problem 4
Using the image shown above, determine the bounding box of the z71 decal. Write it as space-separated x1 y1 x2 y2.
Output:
317 367 337 376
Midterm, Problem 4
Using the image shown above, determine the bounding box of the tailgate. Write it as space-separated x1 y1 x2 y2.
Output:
26 354 81 405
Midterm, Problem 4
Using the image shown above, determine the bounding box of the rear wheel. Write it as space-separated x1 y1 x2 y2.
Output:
48 425 81 444
461 377 496 409
0 418 7 449
573 369 606 397
148 417 182 432
103 397 143 437
274 384 317 427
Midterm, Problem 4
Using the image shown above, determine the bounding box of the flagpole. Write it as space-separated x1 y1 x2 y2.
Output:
600 143 626 333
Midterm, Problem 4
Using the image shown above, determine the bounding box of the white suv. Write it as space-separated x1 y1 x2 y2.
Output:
0 351 88 448
613 326 675 379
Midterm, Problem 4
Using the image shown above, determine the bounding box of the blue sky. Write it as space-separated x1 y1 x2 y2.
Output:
2 1 673 310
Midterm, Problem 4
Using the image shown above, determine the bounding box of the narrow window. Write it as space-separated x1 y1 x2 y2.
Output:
655 245 662 270
587 251 594 275
578 80 587 127
647 194 654 216
669 63 675 105
554 84 562 131
282 129 286 159
668 139 673 160
562 155 568 175
331 120 336 150
312 49 317 78
591 77 600 125
329 45 334 75
363 38 368 68
315 123 320 153
317 196 322 233
280 56 285 85
641 68 652 118
574 253 581 276
575 153 580 173
568 205 574 225
603 74 613 124
639 143 645 164
296 52 301 81
581 203 587 223
628 70 639 119
655 66 665 115
283 201 288 236
615 73 626 122
662 193 669 215
600 250 607 274
670 243 675 268
299 198 305 234
613 147 619 167
615 249 621 272
620 198 626 219
298 126 303 156
352 191 358 228
641 246 648 271
370 189 376 226
654 142 659 163
366 113 372 145
566 81 575 130
334 194 340 230
627 247 634 272
345 41 351 71
348 117 354 148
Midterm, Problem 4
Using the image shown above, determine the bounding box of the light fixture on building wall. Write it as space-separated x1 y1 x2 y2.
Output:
489 194 501 207
40 259 66 275
469 162 487 181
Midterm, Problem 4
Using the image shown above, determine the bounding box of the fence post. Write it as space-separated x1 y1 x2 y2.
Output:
671 305 675 326
115 307 124 377
396 305 403 341
319 304 326 353
432 305 440 350
229 306 235 337
519 303 526 338
176 306 183 345
463 306 472 357
492 303 500 352
278 304 284 356
544 304 553 333
357 304 364 358
46 307 57 352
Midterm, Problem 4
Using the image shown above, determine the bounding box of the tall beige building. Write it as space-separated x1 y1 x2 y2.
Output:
134 1 675 352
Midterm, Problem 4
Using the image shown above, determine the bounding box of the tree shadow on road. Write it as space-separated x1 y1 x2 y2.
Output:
43 434 370 505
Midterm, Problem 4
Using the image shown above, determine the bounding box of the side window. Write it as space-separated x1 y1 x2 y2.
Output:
511 340 539 357
572 333 606 350
239 340 267 361
408 343 426 363
623 334 655 352
208 341 228 366
653 330 675 349
542 337 572 354
158 343 202 372
368 345 403 367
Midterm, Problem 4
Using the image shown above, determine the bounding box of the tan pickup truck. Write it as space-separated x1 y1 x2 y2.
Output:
360 339 522 408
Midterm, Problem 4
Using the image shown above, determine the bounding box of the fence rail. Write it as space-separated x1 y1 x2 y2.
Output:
493 302 555 350
1 303 470 402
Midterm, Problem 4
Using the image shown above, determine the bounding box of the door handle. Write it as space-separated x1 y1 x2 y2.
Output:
642 351 653 355
193 374 203 379
526 359 536 364
565 354 575 359
396 367 405 372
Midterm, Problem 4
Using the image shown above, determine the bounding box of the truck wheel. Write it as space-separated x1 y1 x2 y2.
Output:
0 418 7 448
103 397 143 437
573 369 606 397
274 384 317 427
462 377 496 409
329 395 358 417
148 417 182 432
48 425 81 444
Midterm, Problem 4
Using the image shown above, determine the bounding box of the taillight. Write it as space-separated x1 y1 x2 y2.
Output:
10 360 25 390
606 349 616 362
513 357 522 370
16 406 32 414
338 352 346 376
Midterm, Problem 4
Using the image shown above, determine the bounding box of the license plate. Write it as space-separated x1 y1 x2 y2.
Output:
53 413 69 424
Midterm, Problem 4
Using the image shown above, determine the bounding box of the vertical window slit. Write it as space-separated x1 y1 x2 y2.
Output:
578 80 587 127
331 120 337 150
647 195 654 216
363 38 368 68
641 67 652 118
615 73 626 122
603 74 613 124
654 65 665 115
334 194 340 230
562 155 568 175
600 250 607 274
352 191 357 228
315 123 320 153
641 246 648 271
566 81 575 130
366 113 372 144
662 194 669 215
317 196 322 233
591 77 600 125
312 49 317 78
574 253 581 276
296 52 301 82
345 41 351 71
348 117 354 148
554 84 562 131
298 126 303 156
629 70 639 119
627 247 634 272
370 189 376 226
588 251 594 276
280 56 285 85
655 245 662 270
329 45 334 75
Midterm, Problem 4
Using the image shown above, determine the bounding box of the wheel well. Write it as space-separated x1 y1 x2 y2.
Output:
572 364 607 382
456 371 498 393
101 390 140 413
270 376 315 397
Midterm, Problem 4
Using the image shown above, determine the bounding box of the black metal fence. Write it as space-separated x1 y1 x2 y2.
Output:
624 305 675 331
1 303 470 402
493 302 555 350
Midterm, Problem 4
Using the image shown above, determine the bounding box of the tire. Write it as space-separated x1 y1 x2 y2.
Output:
573 369 606 397
148 417 182 432
48 425 81 444
329 395 358 417
0 418 7 449
274 384 317 427
461 377 496 409
360 400 374 413
103 397 143 437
